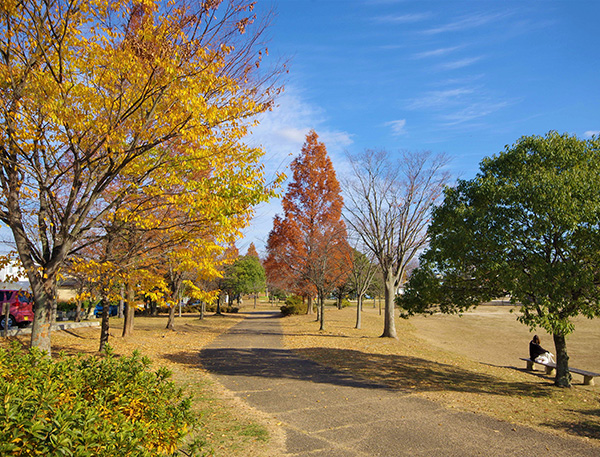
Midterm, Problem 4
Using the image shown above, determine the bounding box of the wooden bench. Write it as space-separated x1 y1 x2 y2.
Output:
520 358 600 386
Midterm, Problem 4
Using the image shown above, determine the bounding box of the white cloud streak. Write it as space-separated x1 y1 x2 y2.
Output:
422 12 513 35
412 46 463 59
374 12 433 24
406 88 475 110
384 119 407 136
436 56 483 71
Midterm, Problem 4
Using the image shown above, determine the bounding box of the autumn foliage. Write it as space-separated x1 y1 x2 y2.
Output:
265 131 350 329
0 0 282 352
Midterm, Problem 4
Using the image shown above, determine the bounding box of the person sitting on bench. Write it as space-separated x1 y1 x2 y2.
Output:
529 335 555 364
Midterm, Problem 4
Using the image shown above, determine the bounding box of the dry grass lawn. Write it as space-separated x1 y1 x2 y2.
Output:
281 304 600 446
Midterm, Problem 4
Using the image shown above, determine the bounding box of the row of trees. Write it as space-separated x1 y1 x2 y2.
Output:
0 0 283 354
264 131 449 335
265 129 600 388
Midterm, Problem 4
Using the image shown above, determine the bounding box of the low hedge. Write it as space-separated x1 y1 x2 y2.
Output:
0 344 198 456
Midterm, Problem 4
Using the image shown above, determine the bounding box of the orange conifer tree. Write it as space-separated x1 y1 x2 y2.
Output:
265 131 350 329
246 242 260 259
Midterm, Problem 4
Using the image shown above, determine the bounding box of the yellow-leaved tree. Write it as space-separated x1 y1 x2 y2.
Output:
0 0 283 354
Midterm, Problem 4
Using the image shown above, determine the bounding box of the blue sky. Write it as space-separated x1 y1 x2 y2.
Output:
242 0 600 254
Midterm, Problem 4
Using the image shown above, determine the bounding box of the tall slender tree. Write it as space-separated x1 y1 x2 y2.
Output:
265 131 350 329
344 150 450 338
349 248 378 329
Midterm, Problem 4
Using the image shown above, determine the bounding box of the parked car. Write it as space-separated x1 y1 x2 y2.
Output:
94 303 119 318
0 290 34 330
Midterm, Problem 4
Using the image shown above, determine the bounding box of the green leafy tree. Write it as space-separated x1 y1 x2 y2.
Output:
223 255 266 307
401 132 600 387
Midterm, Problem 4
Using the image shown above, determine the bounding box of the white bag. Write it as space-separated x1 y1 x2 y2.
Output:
535 352 555 364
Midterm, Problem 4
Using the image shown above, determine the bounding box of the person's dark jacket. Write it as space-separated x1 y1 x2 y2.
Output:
529 341 548 360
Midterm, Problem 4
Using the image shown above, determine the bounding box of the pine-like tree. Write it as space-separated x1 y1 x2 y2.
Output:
265 131 350 329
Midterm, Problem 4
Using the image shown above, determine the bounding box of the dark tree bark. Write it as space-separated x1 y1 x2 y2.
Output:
553 333 572 388
99 298 110 352
122 281 135 337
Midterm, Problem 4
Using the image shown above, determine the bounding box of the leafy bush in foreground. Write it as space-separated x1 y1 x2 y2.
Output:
0 344 196 456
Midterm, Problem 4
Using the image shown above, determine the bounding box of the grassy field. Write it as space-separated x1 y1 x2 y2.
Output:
281 303 600 445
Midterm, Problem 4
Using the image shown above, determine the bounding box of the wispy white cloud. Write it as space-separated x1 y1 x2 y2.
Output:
384 119 407 136
413 46 463 59
406 85 513 128
406 88 475 110
436 56 483 71
440 101 511 126
584 130 600 138
423 12 513 35
432 74 485 87
374 13 433 24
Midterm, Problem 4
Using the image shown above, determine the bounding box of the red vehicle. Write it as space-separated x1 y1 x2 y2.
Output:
0 290 34 330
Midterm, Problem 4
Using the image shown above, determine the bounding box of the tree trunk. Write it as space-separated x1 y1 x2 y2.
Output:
216 295 223 315
553 333 572 387
337 295 342 310
319 295 325 331
200 301 205 320
99 297 110 352
30 276 57 355
355 294 362 329
122 281 135 337
50 282 58 324
306 295 313 314
166 304 176 330
254 293 257 308
315 297 320 322
381 274 397 338
75 296 82 323
118 283 125 319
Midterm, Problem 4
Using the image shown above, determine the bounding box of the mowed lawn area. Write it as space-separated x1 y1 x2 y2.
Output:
281 304 600 445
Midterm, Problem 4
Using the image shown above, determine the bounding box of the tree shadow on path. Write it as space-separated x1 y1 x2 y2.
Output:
186 346 552 398
291 347 552 398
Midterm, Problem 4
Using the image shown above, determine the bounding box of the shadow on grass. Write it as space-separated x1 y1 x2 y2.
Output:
166 346 552 399
292 347 551 398
544 409 600 440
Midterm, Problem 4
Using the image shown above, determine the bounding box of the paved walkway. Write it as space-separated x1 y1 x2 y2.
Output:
200 311 598 456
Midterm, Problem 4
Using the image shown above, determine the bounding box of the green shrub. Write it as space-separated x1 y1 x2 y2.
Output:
280 295 306 316
340 298 351 308
0 343 197 456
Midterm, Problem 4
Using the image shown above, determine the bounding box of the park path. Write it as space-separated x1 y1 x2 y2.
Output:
200 311 598 457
